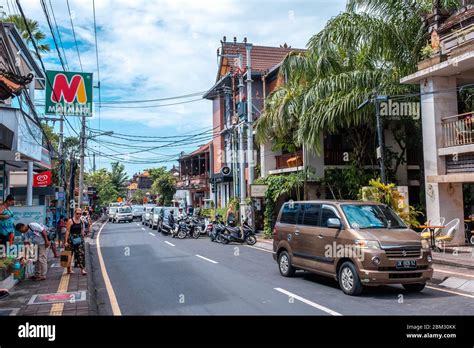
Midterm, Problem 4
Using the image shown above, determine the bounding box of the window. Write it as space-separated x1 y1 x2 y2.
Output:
341 204 406 229
320 205 339 227
280 203 300 225
301 204 321 226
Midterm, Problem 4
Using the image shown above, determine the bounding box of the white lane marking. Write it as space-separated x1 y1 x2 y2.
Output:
433 268 474 279
426 285 474 299
149 232 156 237
141 228 146 231
96 222 122 316
195 254 218 264
245 245 275 253
274 288 342 316
164 241 175 247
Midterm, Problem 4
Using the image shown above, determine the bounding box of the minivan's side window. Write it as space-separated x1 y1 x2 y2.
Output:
280 203 300 225
320 205 340 227
301 204 321 226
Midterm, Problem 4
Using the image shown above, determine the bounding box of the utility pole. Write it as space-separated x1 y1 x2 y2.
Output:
245 41 254 186
78 115 86 207
358 94 388 184
93 152 96 172
237 53 246 218
374 95 387 184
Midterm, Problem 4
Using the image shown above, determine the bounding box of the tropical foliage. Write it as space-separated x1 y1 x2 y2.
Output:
2 15 50 57
148 167 177 206
255 172 305 238
359 178 423 227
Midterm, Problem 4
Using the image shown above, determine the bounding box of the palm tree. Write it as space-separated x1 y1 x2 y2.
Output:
258 0 461 158
2 15 50 58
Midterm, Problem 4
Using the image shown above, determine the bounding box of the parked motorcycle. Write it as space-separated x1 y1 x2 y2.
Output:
208 215 227 243
220 219 257 245
171 217 200 239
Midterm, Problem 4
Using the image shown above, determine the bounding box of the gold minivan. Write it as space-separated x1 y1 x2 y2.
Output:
273 200 433 296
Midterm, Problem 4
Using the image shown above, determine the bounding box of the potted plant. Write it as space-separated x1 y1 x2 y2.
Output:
0 257 14 281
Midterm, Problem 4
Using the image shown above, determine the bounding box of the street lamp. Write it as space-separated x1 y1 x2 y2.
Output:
358 95 389 184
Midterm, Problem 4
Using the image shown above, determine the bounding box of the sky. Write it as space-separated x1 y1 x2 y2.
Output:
2 0 346 176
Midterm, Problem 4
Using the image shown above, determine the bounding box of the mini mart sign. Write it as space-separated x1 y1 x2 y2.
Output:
45 71 93 117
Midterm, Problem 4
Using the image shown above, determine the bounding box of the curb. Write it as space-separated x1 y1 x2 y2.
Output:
432 258 474 270
85 237 99 315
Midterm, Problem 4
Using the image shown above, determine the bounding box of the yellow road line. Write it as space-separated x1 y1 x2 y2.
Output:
96 221 122 315
49 269 70 316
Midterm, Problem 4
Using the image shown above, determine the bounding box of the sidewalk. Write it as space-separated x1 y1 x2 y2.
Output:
432 246 473 270
0 224 100 316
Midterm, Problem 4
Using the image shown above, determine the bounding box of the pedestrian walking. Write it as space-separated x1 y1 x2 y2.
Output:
65 209 87 275
14 222 50 281
57 215 67 249
81 211 92 237
0 195 15 247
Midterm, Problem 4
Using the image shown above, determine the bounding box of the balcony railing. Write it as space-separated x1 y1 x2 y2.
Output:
442 112 474 148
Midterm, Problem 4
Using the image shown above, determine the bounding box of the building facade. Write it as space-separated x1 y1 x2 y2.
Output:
401 2 474 245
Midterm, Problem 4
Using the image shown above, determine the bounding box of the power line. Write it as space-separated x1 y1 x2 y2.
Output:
98 98 204 109
87 124 217 139
40 0 66 71
98 91 207 104
65 0 83 71
48 0 69 71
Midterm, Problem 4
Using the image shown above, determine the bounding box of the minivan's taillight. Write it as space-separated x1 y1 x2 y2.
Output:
273 227 277 237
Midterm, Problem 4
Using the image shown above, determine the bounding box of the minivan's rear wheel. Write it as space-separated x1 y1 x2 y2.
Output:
402 283 426 293
338 262 363 296
278 251 295 277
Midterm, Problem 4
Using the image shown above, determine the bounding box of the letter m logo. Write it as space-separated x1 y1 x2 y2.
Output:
51 74 87 104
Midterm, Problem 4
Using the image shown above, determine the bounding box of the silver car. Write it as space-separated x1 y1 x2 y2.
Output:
142 206 155 226
108 207 118 222
115 206 133 223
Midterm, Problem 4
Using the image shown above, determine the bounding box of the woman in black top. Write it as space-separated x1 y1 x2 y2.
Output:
65 208 87 275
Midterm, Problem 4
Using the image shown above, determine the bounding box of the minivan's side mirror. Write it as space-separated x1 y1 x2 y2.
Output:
326 218 342 229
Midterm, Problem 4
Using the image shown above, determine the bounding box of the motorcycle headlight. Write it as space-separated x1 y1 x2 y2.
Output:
354 240 381 250
421 239 430 250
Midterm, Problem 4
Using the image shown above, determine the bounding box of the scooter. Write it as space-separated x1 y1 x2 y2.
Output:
220 219 257 245
209 215 226 242
173 217 200 239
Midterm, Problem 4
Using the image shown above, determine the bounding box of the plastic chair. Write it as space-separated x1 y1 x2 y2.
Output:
435 218 460 245
420 217 446 239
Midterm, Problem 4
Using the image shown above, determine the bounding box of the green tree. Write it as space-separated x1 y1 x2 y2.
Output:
148 167 176 206
85 168 119 206
110 162 129 198
3 15 50 57
130 189 146 204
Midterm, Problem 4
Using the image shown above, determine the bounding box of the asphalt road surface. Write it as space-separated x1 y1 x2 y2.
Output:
91 221 474 315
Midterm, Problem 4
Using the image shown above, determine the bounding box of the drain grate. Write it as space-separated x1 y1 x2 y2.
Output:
28 291 86 305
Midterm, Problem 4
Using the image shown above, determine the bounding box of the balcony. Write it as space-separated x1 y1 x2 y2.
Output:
442 112 474 148
275 150 303 170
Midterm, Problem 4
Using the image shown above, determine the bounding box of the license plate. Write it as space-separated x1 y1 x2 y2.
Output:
396 260 417 269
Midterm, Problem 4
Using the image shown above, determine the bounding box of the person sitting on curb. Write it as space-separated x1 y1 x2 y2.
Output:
14 222 50 281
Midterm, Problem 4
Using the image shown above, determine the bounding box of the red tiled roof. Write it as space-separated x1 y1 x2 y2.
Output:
218 43 305 80
182 141 211 158
439 6 474 35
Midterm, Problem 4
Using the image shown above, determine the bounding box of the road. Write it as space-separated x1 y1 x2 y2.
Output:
91 221 474 315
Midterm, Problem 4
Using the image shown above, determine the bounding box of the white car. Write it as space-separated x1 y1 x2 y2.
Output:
115 206 133 223
132 205 145 221
142 206 155 226
150 207 164 230
108 207 118 222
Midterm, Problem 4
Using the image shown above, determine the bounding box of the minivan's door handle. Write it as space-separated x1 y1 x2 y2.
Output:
318 234 324 239
294 230 300 236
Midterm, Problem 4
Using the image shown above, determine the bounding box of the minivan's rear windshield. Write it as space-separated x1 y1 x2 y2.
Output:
341 204 406 229
119 207 132 213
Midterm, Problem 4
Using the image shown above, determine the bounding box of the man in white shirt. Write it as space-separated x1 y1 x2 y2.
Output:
15 222 50 281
